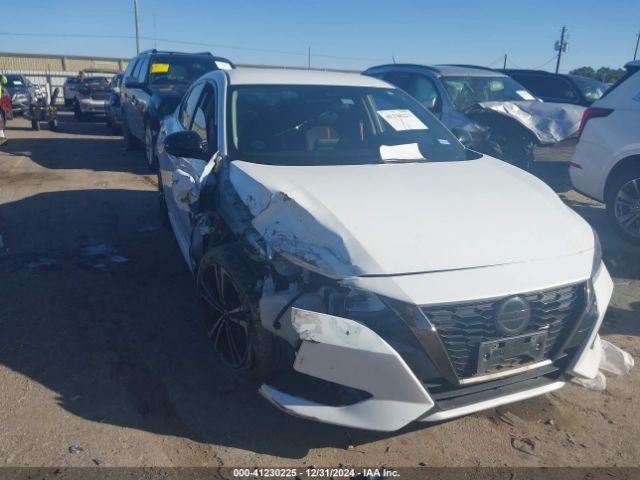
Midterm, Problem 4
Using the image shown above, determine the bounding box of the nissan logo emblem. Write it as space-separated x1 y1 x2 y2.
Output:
495 296 532 336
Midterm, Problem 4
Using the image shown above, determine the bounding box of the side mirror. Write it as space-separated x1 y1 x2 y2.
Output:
164 130 204 158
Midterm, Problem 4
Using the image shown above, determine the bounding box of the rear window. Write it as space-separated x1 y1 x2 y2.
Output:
570 75 608 102
148 55 217 85
510 74 578 102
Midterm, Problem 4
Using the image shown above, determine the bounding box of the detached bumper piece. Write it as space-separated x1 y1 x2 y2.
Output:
260 308 434 432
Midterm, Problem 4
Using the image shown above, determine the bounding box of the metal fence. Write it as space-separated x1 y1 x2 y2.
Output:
2 52 358 106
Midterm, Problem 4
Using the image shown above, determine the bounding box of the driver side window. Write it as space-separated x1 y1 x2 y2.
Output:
190 84 218 154
179 83 205 129
384 71 441 112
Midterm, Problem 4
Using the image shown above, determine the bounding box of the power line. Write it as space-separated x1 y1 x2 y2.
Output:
485 55 506 67
0 30 389 63
506 57 524 69
530 55 558 70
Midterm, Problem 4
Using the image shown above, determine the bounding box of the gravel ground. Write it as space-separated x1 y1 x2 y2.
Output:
0 113 638 470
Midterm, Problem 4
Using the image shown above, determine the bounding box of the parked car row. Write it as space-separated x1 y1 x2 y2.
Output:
54 50 637 431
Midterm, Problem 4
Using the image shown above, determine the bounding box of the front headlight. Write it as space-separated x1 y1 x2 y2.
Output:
591 229 603 277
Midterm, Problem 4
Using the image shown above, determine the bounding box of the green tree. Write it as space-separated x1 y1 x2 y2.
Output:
569 66 596 78
569 66 626 84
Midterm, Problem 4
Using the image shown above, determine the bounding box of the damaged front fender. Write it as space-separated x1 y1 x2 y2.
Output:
259 308 434 431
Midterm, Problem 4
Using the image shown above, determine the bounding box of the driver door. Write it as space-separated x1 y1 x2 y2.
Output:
161 81 218 265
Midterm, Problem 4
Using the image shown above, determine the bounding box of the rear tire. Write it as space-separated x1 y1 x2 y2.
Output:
605 165 640 245
196 244 293 378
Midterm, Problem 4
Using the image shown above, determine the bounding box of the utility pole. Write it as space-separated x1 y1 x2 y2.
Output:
503 54 507 70
153 14 157 49
133 0 141 54
554 25 567 74
634 32 639 61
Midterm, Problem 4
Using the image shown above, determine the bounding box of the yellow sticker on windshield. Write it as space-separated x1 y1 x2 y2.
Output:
151 63 170 73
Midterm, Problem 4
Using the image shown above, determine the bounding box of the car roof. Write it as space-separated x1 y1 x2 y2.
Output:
365 63 507 78
504 69 574 79
219 67 390 87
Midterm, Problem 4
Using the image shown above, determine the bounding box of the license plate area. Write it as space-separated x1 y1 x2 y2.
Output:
476 331 548 375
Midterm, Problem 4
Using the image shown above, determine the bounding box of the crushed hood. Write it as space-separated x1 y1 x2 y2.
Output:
229 157 593 278
477 101 585 144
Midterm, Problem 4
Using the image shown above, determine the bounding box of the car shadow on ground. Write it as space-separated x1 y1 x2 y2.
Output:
1 136 149 175
0 188 410 459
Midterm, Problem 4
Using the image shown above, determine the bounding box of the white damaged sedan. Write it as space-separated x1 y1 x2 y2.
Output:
156 68 613 431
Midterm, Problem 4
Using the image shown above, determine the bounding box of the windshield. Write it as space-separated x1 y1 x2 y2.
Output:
442 75 535 110
149 55 217 85
5 75 26 88
227 85 468 166
570 75 608 102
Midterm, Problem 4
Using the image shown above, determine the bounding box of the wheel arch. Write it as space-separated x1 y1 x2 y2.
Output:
604 154 640 201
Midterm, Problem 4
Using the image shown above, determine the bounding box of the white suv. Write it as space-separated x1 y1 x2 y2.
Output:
157 68 612 431
570 61 640 243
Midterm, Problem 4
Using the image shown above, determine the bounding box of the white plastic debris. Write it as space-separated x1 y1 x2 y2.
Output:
600 339 635 376
572 370 607 391
572 339 634 391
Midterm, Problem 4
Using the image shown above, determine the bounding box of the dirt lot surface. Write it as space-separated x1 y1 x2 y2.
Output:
0 113 639 469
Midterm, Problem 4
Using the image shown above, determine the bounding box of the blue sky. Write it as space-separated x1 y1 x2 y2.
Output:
2 0 638 72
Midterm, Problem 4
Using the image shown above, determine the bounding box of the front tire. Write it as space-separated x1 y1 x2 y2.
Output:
606 165 640 244
196 244 293 377
145 123 158 170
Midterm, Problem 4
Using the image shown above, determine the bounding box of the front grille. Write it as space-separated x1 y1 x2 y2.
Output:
421 283 585 378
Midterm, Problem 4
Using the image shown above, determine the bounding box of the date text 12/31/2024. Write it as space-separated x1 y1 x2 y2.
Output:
233 468 401 478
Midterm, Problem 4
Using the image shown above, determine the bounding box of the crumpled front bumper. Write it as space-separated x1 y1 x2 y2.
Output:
260 267 614 432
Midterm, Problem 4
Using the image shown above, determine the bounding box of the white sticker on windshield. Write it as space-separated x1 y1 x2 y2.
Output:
380 143 424 161
13 80 24 86
516 90 536 101
377 109 428 131
437 138 450 145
